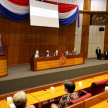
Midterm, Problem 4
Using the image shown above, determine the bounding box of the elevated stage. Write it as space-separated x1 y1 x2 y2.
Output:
0 59 108 95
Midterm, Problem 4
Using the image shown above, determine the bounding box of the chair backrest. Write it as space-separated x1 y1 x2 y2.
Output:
85 91 108 108
51 53 53 56
90 79 108 96
43 54 45 57
70 93 92 105
66 101 84 108
69 52 72 55
60 53 64 56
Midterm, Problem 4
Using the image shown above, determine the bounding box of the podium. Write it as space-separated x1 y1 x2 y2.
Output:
0 53 8 77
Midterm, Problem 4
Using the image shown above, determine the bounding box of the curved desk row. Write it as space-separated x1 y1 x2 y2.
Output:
30 54 84 71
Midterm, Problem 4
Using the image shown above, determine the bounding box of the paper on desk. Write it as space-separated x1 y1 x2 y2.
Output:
7 97 12 101
9 103 15 108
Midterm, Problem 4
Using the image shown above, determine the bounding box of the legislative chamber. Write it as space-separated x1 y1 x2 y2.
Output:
1 0 108 108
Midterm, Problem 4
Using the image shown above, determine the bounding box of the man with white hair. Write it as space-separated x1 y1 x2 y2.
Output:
13 91 35 108
72 48 77 55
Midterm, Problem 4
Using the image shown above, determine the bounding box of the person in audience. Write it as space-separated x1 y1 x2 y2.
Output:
13 91 35 108
32 50 41 57
54 50 59 56
45 50 51 57
51 80 79 108
72 48 77 55
64 50 69 55
104 49 108 60
96 47 101 60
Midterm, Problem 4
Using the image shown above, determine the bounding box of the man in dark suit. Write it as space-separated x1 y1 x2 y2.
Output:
32 50 41 57
104 49 108 60
64 50 69 55
96 47 101 60
54 50 59 56
72 48 77 55
45 50 51 57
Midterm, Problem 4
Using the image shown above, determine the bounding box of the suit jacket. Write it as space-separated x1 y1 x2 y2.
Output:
45 53 51 57
72 50 77 55
96 49 101 54
32 53 41 57
53 52 59 56
104 51 108 55
64 52 69 55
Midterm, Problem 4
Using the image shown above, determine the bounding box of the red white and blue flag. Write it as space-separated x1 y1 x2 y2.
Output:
0 0 80 26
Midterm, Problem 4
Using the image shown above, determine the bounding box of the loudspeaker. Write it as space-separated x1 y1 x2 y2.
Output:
99 27 104 31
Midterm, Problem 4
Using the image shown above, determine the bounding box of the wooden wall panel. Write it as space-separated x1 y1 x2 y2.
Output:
104 25 108 51
107 0 108 12
15 33 21 45
84 0 91 10
9 33 15 46
13 46 20 58
81 13 90 58
1 32 10 45
0 17 5 32
10 21 17 33
58 45 66 53
0 13 76 66
4 19 11 32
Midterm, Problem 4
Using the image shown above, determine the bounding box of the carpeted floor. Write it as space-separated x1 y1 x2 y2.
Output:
0 59 108 95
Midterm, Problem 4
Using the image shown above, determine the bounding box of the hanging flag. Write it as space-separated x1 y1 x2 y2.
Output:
0 0 80 26
0 34 2 53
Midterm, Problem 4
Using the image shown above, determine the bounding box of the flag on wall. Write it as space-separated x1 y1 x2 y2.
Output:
0 35 2 53
0 0 80 26
0 0 29 21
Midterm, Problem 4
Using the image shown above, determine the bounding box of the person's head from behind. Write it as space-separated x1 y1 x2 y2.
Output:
13 91 27 108
65 50 68 53
46 50 49 53
63 80 75 93
36 50 39 54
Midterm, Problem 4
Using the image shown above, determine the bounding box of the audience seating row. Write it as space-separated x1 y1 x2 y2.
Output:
66 90 108 108
0 71 108 108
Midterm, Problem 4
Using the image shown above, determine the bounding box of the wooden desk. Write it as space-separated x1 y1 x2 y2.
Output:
0 94 39 108
89 99 108 108
0 53 8 77
30 54 84 71
30 75 108 108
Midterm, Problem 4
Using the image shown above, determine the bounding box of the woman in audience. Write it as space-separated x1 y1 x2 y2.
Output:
13 91 35 108
51 80 78 108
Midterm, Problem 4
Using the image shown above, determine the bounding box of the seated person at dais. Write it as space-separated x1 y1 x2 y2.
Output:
64 50 69 55
13 91 35 108
45 50 51 57
51 80 79 108
72 48 77 55
54 50 59 56
32 50 41 57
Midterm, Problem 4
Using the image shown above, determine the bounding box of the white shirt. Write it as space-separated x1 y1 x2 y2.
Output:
106 52 107 55
98 48 99 53
35 53 39 57
47 54 49 57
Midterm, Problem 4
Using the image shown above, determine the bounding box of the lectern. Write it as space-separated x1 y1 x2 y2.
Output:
0 53 8 77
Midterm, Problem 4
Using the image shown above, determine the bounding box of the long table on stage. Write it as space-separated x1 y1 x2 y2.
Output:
30 54 84 71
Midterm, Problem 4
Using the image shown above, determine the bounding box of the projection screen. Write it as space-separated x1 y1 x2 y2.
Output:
30 0 59 28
